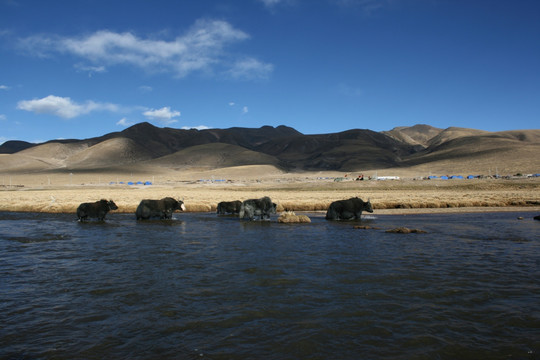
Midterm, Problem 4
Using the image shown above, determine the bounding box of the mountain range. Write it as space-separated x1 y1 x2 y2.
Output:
1 122 539 175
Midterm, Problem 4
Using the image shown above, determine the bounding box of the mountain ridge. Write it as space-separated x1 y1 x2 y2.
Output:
1 123 538 175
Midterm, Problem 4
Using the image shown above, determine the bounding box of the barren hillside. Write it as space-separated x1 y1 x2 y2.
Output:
0 123 538 176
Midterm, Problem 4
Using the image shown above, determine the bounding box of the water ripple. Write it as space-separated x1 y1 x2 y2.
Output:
1 211 539 359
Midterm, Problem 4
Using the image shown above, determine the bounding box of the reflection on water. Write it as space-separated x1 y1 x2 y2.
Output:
1 211 539 359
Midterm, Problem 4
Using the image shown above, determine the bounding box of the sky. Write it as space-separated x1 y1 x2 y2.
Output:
1 0 539 144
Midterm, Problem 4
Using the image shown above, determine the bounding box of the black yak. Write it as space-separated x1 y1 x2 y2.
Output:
135 197 185 220
239 196 277 220
325 197 373 220
77 199 118 221
217 200 242 215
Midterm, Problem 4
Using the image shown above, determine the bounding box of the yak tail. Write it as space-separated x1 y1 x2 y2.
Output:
325 205 337 220
239 203 245 218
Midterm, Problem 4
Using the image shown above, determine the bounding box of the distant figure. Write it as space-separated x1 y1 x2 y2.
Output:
325 197 373 220
217 200 242 215
239 196 277 220
135 197 185 220
77 199 118 221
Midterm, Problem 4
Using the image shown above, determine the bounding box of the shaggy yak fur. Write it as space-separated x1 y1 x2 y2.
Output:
217 200 242 215
135 197 185 220
77 199 118 221
325 197 373 220
239 196 277 220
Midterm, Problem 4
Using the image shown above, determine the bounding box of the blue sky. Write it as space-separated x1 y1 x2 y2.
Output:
1 0 539 144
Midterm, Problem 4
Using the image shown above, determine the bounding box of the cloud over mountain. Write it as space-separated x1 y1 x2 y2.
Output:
18 19 273 79
17 95 120 119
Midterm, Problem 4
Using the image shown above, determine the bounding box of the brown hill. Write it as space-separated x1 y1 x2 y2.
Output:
426 127 490 147
147 143 282 170
0 140 35 154
383 124 443 148
0 123 538 176
256 129 415 171
65 138 155 170
403 129 540 175
0 153 55 173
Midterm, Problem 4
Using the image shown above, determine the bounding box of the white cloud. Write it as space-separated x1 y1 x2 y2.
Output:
17 95 119 119
227 57 274 80
116 117 135 127
0 114 6 121
181 125 211 130
228 102 235 106
242 106 249 114
18 19 271 79
74 63 107 76
0 85 9 90
138 85 153 93
143 106 180 124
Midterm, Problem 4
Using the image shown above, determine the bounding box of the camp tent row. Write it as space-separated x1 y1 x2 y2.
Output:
428 175 471 180
109 181 153 185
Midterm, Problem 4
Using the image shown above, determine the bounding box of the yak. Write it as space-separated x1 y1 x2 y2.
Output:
135 197 186 220
77 199 118 221
217 200 242 215
325 197 373 220
239 196 277 220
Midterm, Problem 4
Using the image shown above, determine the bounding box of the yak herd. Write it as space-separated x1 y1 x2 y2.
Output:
76 196 374 222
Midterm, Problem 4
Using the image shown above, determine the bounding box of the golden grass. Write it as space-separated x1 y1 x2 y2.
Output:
0 170 539 215
278 211 312 223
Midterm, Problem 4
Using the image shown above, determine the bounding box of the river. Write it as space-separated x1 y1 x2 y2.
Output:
1 211 539 359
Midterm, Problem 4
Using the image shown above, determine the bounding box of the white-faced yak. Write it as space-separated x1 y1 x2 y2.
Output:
135 197 186 220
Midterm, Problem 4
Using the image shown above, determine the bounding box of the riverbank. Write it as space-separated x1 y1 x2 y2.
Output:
1 172 539 215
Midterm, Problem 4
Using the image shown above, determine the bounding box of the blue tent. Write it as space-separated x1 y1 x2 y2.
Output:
467 175 476 179
144 181 152 185
450 175 464 179
440 176 448 180
127 181 134 185
428 176 438 179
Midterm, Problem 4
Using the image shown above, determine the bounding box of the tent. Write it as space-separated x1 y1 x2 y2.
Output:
440 176 448 180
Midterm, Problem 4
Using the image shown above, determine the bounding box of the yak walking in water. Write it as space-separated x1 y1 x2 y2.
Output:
217 200 242 215
325 197 373 220
239 196 277 220
135 197 186 220
77 199 118 221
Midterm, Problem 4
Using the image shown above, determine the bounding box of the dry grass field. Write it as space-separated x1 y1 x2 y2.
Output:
1 125 539 215
1 166 539 215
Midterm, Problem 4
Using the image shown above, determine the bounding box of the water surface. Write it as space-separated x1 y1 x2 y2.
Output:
1 211 539 359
